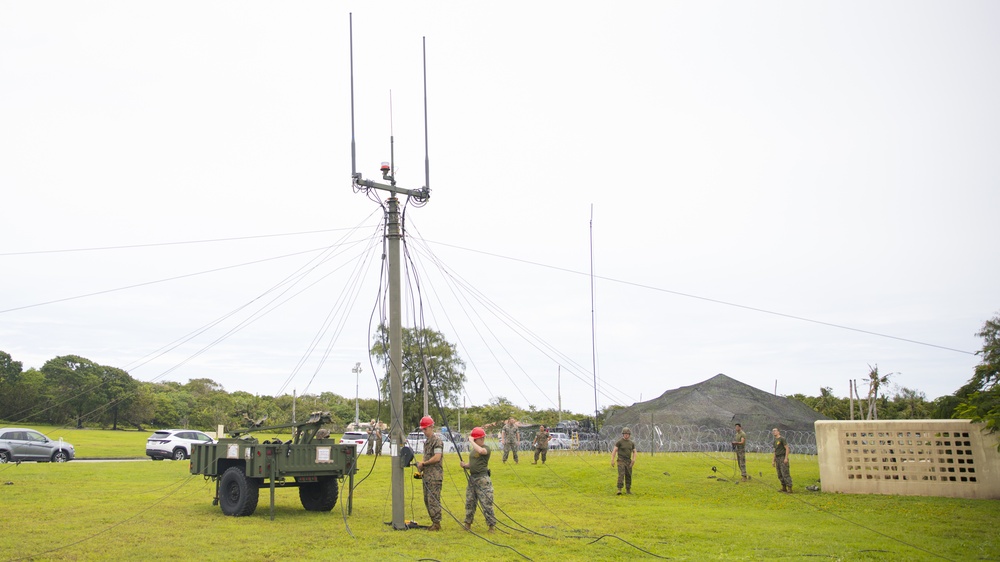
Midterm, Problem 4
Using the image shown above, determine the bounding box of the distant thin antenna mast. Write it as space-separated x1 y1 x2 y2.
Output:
590 204 599 431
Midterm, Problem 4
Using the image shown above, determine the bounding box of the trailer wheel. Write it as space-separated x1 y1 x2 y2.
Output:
219 467 259 516
299 476 339 511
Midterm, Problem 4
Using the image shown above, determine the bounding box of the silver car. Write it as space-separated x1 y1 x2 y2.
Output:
0 427 75 463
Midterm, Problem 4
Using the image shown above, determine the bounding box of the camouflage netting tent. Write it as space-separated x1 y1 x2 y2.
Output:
600 374 828 454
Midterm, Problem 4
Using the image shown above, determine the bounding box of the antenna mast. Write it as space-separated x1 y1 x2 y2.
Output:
349 14 431 531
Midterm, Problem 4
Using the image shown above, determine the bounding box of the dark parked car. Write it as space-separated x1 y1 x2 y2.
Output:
0 427 75 463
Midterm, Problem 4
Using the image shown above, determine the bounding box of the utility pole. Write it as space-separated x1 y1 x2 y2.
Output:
349 15 431 530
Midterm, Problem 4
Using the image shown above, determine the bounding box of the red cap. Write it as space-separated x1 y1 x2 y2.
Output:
420 416 434 429
470 427 486 439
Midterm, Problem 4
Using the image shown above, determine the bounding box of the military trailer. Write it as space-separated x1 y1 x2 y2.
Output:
190 411 358 518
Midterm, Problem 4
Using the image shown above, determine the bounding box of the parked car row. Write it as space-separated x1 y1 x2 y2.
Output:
339 431 391 455
0 426 488 464
0 427 75 463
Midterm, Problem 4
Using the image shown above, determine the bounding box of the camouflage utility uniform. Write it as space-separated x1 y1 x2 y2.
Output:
464 445 497 528
533 427 550 464
422 433 444 526
501 421 519 463
613 436 636 493
774 434 792 490
734 427 748 479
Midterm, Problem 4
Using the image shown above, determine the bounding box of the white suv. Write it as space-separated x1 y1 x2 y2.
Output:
548 432 571 449
146 429 214 460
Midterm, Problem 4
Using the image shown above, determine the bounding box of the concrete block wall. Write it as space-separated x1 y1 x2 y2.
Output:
815 419 1000 499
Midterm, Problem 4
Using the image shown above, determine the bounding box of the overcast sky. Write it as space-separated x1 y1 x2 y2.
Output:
2 2 998 418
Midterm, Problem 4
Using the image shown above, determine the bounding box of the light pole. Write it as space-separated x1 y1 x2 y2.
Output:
423 357 430 417
352 362 362 428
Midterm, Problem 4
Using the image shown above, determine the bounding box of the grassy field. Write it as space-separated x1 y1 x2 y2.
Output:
1 426 997 561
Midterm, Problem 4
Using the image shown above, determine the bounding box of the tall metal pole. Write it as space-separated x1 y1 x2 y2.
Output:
558 365 562 424
387 195 405 529
349 15 430 531
590 205 599 432
352 362 362 427
423 357 430 417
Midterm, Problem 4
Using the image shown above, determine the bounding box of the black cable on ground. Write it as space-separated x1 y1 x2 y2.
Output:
587 535 671 559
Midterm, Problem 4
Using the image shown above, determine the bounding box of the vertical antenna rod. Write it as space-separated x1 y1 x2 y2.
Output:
349 13 357 180
423 37 430 192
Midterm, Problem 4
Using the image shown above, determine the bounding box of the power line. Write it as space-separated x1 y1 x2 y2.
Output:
0 227 355 256
421 239 977 356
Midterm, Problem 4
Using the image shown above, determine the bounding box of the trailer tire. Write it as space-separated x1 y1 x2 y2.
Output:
299 476 339 511
219 466 259 516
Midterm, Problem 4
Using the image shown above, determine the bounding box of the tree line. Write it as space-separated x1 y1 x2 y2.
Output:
2 313 997 438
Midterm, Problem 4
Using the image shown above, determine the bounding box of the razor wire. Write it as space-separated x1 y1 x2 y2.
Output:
600 424 817 455
458 424 817 456
492 425 818 455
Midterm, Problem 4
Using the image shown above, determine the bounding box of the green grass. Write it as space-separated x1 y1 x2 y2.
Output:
1 431 997 561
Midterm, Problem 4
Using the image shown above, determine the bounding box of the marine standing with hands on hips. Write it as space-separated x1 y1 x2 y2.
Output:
416 416 443 531
460 427 497 533
611 427 637 495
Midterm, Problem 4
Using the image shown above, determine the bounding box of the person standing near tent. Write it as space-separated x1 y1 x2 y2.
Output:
500 417 520 464
732 423 748 481
610 427 637 495
532 425 550 464
460 427 497 533
772 427 792 493
416 416 444 531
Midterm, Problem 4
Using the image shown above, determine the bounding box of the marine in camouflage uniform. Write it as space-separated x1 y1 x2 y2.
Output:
532 425 550 464
461 428 497 532
772 427 792 492
732 423 748 481
500 418 519 463
611 427 637 495
417 416 444 530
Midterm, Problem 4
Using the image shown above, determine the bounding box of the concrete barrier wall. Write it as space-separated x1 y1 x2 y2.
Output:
816 419 1000 499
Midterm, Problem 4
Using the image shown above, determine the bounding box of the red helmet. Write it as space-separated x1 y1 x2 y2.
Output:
419 415 434 429
470 427 486 439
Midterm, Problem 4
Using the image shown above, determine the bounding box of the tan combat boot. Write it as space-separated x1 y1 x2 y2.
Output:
427 522 440 531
